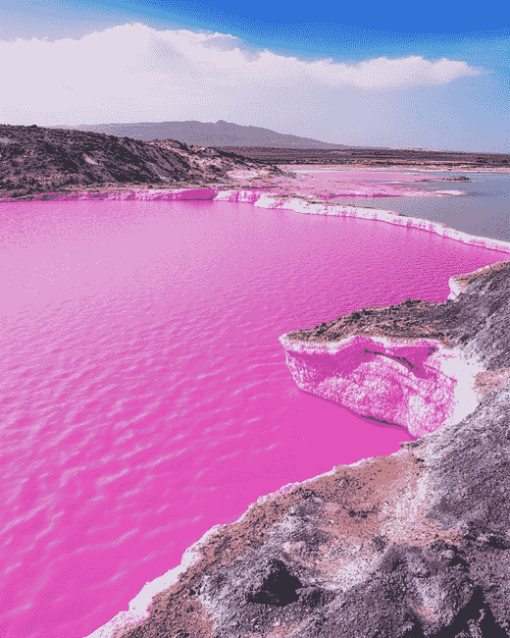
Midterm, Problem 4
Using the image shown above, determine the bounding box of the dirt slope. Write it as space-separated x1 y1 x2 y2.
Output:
0 124 279 200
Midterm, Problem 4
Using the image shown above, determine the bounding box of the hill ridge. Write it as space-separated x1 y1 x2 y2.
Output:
53 120 355 149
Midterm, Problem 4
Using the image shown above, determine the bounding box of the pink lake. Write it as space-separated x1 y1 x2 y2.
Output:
0 198 508 638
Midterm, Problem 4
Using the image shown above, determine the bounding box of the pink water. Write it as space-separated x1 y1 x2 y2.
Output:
0 199 508 638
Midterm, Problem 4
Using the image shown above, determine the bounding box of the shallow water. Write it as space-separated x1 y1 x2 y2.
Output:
0 198 508 638
325 171 510 241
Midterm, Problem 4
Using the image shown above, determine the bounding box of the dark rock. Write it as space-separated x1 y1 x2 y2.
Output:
244 559 302 606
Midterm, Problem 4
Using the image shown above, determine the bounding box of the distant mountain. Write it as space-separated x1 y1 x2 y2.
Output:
53 120 352 149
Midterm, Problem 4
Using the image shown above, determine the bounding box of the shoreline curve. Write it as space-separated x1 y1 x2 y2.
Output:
81 187 510 638
7 186 509 256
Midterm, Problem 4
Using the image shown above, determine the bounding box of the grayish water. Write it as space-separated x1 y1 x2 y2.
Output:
331 172 510 242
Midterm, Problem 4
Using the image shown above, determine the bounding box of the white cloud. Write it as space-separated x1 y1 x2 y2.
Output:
313 55 480 90
0 22 480 126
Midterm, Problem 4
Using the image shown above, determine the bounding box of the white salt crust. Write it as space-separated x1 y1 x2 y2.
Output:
279 334 485 438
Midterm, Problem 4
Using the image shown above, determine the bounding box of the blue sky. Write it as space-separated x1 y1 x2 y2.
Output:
1 0 508 151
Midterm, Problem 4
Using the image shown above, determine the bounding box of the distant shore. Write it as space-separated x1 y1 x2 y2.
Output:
220 145 510 172
1 124 509 203
277 163 510 173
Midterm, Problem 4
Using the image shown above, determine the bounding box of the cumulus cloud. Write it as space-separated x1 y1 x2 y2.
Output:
0 22 480 125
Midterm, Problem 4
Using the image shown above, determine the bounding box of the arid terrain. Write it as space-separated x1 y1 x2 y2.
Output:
0 125 281 201
2 125 509 203
222 147 510 171
54 120 353 149
4 123 510 638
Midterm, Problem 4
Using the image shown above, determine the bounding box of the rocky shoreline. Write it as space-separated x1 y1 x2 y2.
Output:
3 124 507 205
5 184 507 251
78 189 510 638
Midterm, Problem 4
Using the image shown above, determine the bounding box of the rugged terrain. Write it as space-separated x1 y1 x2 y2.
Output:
0 124 280 200
105 260 510 638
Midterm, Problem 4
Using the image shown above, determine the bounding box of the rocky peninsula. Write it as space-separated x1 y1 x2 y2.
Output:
88 237 510 637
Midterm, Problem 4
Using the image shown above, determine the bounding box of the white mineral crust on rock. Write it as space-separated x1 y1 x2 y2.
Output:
279 334 484 437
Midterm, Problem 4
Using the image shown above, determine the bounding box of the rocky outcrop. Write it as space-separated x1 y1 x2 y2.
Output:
85 257 510 638
279 260 510 437
0 124 281 200
280 332 477 438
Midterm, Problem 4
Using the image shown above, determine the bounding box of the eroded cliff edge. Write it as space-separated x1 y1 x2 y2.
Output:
281 260 510 438
114 260 510 638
